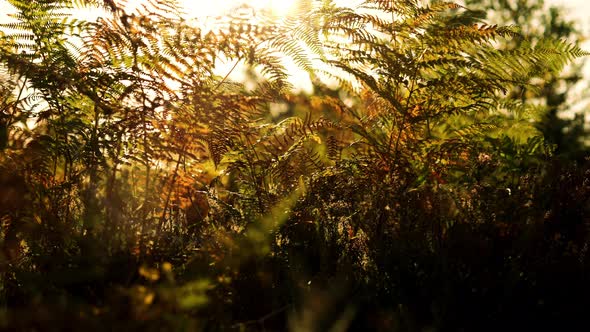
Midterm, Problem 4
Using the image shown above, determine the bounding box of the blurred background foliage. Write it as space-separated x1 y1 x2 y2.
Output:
465 0 589 161
0 0 589 331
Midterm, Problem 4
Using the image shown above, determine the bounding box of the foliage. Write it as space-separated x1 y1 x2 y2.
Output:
0 0 589 330
466 0 589 161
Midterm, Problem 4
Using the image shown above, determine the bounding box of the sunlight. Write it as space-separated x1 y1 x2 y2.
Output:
179 0 298 19
177 0 313 94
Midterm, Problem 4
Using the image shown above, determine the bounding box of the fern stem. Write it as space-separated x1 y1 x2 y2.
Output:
389 47 427 160
214 58 242 91
156 140 187 240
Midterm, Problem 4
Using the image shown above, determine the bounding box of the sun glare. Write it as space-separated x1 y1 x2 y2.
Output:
180 0 298 19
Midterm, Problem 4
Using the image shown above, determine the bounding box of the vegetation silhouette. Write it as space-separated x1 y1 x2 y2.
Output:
0 0 589 330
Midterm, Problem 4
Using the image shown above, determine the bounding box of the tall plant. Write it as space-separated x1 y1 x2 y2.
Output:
0 0 589 330
465 0 588 160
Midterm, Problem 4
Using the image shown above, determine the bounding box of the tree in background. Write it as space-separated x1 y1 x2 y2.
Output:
465 0 589 160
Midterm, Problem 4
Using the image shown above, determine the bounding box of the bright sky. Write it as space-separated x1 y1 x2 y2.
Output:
549 0 590 29
182 0 297 17
179 0 590 25
0 1 299 21
1 0 589 93
0 1 585 15
1 1 588 30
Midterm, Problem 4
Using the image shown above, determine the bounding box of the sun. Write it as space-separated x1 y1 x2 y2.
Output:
180 0 299 19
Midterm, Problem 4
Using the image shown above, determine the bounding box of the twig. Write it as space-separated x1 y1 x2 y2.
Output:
230 304 292 329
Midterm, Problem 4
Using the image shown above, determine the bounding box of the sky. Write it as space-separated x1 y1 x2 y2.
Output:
0 1 588 20
1 0 589 94
1 1 588 31
185 0 590 26
548 0 590 28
